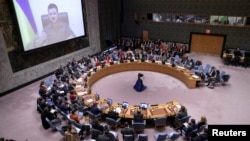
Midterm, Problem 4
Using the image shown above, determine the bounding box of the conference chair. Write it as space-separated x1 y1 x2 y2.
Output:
220 71 226 80
90 128 102 140
64 113 75 125
211 70 230 87
191 65 204 74
223 54 233 66
74 102 89 114
242 57 250 68
45 117 62 131
105 117 121 130
86 110 102 122
154 132 167 141
138 133 148 141
123 134 134 141
109 130 119 141
221 74 231 86
166 131 181 141
232 55 242 67
71 120 83 130
56 107 68 120
203 64 211 77
197 124 207 135
153 117 167 129
175 115 191 127
131 120 146 133
186 128 198 140
56 126 65 136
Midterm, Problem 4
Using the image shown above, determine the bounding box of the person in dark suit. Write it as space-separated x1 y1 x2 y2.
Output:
96 125 115 141
90 102 102 115
183 118 198 138
107 107 119 120
41 107 51 130
206 66 216 78
91 119 104 133
37 97 46 113
57 100 71 114
133 73 147 92
121 122 135 140
133 110 144 122
234 48 242 57
206 69 220 87
41 106 57 130
176 105 188 119
173 105 188 128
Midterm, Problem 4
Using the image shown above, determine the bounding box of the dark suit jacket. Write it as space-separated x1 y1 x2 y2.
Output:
90 105 102 115
185 124 198 137
133 112 144 122
175 111 188 119
92 123 104 132
207 68 216 77
108 110 119 120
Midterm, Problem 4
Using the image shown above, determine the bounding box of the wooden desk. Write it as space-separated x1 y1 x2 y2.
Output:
222 52 244 62
87 61 201 89
75 61 199 119
82 93 181 119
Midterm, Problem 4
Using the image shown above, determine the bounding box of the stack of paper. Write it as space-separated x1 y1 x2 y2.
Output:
192 75 199 79
77 91 87 96
87 99 93 103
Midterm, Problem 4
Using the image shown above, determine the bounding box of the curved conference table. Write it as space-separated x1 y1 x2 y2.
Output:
75 60 201 119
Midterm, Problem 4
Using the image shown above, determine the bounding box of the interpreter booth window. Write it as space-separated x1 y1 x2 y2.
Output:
210 16 246 25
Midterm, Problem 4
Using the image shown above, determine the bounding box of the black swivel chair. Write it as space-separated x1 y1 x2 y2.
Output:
123 134 134 141
154 132 167 141
138 133 148 141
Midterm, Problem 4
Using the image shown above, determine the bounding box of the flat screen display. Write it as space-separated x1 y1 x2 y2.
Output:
140 103 148 109
122 101 129 109
107 98 113 106
11 0 86 51
95 93 100 101
78 111 83 117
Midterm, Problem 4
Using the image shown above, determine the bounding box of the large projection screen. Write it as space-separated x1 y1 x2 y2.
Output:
11 0 85 51
190 33 226 56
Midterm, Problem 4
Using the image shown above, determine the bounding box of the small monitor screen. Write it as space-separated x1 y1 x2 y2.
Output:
95 93 99 101
107 98 113 106
122 101 129 109
78 111 83 117
46 100 53 106
140 103 148 109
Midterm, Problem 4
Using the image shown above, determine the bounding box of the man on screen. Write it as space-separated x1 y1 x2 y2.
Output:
34 3 75 47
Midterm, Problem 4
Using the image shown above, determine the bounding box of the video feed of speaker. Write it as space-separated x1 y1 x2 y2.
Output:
11 0 86 51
